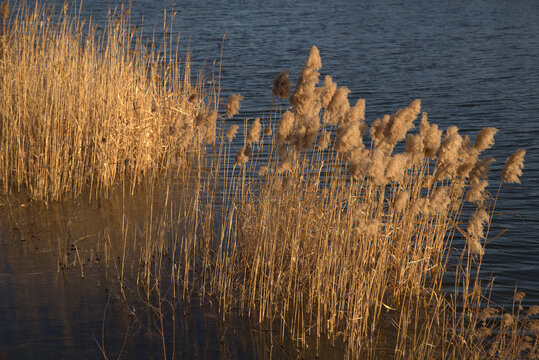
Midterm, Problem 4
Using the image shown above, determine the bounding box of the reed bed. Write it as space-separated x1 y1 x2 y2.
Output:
0 1 217 201
205 47 534 358
0 2 536 358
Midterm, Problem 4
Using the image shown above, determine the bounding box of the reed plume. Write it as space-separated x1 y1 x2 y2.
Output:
323 86 350 125
226 124 239 143
247 118 262 144
436 126 463 168
335 119 363 153
235 144 251 166
1 1 8 21
277 110 294 145
473 127 498 152
291 46 322 119
226 93 244 118
273 70 291 99
317 128 331 150
502 149 526 184
317 75 337 109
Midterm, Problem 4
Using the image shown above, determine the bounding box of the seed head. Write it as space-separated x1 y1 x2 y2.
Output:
501 149 526 184
1 1 9 21
247 118 262 144
277 110 294 145
273 70 291 99
317 128 331 150
473 127 498 152
226 93 244 118
323 87 350 125
226 124 239 143
317 75 337 109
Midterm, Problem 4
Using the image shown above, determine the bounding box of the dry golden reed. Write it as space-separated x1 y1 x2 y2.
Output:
273 70 291 99
226 124 239 143
1 1 8 21
502 149 526 184
247 118 262 144
206 46 531 360
226 93 244 118
0 2 214 201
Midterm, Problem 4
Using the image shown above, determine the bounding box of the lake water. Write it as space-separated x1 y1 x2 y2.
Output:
1 0 539 358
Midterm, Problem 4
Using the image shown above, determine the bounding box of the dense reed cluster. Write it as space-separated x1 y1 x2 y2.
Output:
0 2 217 201
0 3 535 359
205 46 532 359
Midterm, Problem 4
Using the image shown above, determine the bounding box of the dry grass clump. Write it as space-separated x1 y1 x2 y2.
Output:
0 2 215 201
203 46 530 358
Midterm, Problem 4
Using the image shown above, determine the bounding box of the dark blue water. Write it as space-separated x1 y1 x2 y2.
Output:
2 0 539 358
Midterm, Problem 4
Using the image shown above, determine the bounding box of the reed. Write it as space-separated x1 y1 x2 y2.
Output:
204 47 533 358
0 2 534 357
0 1 215 201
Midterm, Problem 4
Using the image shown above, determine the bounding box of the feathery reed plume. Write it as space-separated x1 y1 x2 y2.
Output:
382 99 421 148
277 156 293 174
419 112 429 134
405 133 424 164
263 126 272 136
469 157 495 182
277 110 294 145
278 143 288 159
526 306 539 316
317 128 331 150
226 93 244 118
235 144 251 166
291 46 321 118
436 126 463 167
393 190 410 213
323 86 350 125
457 148 479 179
502 313 515 327
226 124 239 143
258 165 269 176
422 122 442 159
317 75 337 109
368 149 388 185
370 115 390 144
430 186 450 214
344 98 366 124
473 127 498 152
349 149 369 179
465 179 488 204
385 153 408 182
247 118 262 144
1 1 8 21
273 70 291 99
502 149 526 184
335 119 363 154
299 115 321 150
197 108 217 145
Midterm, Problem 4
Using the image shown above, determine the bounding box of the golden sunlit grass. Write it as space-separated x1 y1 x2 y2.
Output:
0 2 536 359
206 46 533 358
0 1 217 201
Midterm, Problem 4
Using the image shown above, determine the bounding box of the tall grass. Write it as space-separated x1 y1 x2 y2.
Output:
0 2 536 358
0 1 217 201
206 47 533 358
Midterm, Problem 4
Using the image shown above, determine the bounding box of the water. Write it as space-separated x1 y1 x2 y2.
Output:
2 0 539 358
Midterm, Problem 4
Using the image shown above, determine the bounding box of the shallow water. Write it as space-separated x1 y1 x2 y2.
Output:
2 0 539 358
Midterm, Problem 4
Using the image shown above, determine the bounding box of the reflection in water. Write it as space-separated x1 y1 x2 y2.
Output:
0 188 348 359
